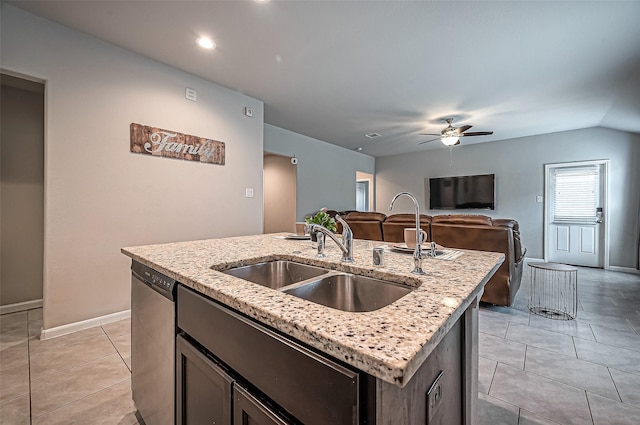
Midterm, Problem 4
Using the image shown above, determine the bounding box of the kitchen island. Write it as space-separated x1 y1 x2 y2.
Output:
123 233 503 425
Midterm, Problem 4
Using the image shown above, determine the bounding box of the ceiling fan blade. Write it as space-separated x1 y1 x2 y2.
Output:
461 131 493 137
455 125 472 134
418 137 441 145
418 133 441 136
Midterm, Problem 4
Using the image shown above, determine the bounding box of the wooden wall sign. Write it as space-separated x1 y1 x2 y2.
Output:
130 123 225 165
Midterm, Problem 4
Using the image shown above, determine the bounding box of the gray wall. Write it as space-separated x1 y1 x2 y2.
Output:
376 127 640 269
2 4 264 329
264 124 375 220
1 81 45 306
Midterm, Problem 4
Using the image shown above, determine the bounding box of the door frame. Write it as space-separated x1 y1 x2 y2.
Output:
263 152 297 234
356 171 374 212
543 159 610 269
0 69 46 315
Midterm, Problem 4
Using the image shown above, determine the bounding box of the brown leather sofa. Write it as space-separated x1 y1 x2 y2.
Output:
430 214 526 306
311 210 525 306
382 213 432 243
338 212 526 306
343 211 386 241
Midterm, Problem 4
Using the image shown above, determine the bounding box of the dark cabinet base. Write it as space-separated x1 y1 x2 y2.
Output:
176 285 480 425
176 335 233 425
177 335 295 425
177 285 359 425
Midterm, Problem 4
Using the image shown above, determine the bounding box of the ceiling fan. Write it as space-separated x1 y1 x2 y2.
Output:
419 118 494 146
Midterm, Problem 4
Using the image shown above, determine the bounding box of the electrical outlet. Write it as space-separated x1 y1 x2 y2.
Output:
426 371 445 424
245 188 254 198
185 88 197 101
244 107 253 117
536 195 543 203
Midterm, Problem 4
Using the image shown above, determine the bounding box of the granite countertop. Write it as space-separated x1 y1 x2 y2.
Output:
122 233 503 387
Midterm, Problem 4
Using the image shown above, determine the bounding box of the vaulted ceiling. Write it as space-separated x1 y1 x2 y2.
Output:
8 1 640 157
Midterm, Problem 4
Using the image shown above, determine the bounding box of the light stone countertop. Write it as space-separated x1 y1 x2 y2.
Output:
122 233 503 387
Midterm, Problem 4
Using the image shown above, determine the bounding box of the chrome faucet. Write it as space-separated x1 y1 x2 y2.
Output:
307 215 354 263
389 192 425 275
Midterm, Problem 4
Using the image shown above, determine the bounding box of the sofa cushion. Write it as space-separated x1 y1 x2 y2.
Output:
431 219 521 306
431 214 493 226
383 213 432 224
344 212 386 241
493 218 519 232
382 214 431 243
345 211 387 222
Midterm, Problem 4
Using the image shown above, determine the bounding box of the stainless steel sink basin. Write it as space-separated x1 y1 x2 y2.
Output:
220 260 329 289
283 274 413 312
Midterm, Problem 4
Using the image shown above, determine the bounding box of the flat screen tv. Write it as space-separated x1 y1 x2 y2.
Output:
427 174 495 210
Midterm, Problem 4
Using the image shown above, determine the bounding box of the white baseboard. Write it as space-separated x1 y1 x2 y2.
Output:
524 257 544 263
0 299 43 315
40 309 131 340
522 258 639 275
608 266 640 275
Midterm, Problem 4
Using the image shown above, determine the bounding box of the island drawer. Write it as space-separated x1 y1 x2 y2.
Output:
177 285 360 425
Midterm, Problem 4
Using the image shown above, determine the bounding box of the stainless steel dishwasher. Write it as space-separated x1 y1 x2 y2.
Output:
131 260 177 425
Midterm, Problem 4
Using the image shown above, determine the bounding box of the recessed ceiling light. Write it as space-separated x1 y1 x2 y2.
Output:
254 0 271 3
196 37 216 50
365 133 381 139
355 147 363 151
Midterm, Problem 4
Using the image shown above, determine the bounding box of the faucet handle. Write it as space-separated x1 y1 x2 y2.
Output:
316 231 326 258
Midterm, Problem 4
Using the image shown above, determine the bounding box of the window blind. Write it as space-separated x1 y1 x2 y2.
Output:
553 167 598 222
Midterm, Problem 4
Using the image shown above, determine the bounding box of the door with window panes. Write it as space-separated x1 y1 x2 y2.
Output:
546 162 606 267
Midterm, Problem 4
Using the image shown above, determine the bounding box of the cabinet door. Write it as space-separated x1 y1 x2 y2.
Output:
177 335 233 425
233 385 292 425
178 285 360 425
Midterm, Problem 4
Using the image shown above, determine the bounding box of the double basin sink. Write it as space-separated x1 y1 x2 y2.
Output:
219 260 415 312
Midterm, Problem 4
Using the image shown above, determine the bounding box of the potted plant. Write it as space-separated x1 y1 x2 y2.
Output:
305 208 337 241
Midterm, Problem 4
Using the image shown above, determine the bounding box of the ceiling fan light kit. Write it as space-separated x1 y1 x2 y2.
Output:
441 136 460 146
419 118 493 147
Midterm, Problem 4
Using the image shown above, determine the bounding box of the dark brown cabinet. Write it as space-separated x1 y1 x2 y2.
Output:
176 284 477 425
177 285 360 425
176 335 233 425
177 335 294 425
233 385 290 425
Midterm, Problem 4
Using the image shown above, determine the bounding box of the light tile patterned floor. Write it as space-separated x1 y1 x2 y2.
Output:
0 310 139 425
1 265 639 424
479 265 640 425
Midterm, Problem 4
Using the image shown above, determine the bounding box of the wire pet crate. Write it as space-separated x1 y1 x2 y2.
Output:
527 262 578 320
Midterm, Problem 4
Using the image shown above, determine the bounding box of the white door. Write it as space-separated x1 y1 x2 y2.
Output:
545 161 607 267
356 180 369 212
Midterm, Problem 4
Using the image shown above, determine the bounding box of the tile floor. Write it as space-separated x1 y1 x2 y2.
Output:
0 310 139 424
479 266 640 425
1 266 639 424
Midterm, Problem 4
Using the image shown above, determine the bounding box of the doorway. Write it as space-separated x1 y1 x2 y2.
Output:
356 171 374 212
544 160 609 268
1 72 45 313
263 153 297 234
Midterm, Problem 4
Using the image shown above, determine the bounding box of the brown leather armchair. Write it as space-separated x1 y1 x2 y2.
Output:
430 214 525 306
382 214 432 243
343 212 386 241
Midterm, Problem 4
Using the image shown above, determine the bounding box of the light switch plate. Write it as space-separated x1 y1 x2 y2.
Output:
536 195 543 203
245 188 254 198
